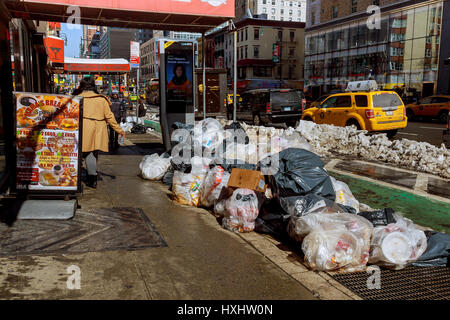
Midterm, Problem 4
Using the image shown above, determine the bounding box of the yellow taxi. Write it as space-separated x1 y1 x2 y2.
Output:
301 81 407 138
406 95 450 123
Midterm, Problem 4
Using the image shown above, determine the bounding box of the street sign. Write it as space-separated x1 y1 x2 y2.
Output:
273 44 280 63
130 41 140 68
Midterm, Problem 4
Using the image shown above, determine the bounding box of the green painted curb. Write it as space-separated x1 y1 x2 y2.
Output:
330 172 450 234
144 120 161 133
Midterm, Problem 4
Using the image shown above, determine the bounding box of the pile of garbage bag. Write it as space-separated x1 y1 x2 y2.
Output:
137 118 442 272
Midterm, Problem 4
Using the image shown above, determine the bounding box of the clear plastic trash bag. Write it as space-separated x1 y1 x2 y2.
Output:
222 188 259 233
369 214 427 270
330 177 360 212
200 166 231 208
172 171 206 207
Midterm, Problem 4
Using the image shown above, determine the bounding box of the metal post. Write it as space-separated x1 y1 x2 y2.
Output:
202 34 206 119
233 29 237 123
136 67 140 123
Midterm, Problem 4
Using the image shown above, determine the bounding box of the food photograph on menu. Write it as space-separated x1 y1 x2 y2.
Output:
14 93 82 192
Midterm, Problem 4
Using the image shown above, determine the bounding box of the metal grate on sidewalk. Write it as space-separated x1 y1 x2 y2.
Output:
330 266 450 300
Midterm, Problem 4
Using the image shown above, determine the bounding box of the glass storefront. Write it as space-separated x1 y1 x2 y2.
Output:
305 1 443 101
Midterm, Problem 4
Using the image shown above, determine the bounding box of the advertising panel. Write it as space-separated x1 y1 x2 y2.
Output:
165 41 194 114
130 41 140 68
15 92 83 192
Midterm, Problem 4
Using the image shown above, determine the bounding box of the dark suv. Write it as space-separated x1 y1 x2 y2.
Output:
443 110 450 148
228 89 306 127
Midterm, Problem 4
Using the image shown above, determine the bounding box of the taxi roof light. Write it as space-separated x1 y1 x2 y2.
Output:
345 80 379 92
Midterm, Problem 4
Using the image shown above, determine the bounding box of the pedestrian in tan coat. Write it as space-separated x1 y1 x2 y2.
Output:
75 77 125 188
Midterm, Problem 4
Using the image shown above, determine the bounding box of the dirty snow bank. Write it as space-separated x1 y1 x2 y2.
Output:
294 120 450 179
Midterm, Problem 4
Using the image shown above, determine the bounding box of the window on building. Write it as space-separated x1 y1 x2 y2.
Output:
254 28 260 40
332 6 338 19
278 30 283 41
253 66 272 77
351 0 357 13
272 0 275 5
289 47 295 56
254 45 259 57
281 9 284 15
245 28 248 41
245 45 248 58
289 9 293 15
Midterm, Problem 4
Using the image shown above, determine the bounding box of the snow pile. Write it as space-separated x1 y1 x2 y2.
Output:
144 113 159 122
294 120 450 179
229 120 449 178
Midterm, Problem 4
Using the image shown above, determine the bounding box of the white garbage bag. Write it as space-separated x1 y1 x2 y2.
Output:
172 171 206 207
139 153 171 181
222 188 259 233
120 122 133 133
193 118 225 154
297 212 373 272
330 177 360 212
369 214 427 269
200 166 230 208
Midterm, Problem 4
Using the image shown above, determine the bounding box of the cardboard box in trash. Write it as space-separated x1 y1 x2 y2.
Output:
227 168 267 193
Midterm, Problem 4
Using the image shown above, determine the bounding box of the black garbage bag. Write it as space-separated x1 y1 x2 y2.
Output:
280 194 352 217
172 122 194 131
412 231 450 267
357 208 397 226
162 168 174 188
254 198 291 239
131 124 147 134
255 194 355 239
259 148 335 201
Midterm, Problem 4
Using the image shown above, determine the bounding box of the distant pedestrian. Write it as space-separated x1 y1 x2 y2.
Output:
76 77 125 188
109 93 124 151
138 98 147 119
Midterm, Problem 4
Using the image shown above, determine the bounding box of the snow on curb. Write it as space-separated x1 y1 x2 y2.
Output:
294 120 449 179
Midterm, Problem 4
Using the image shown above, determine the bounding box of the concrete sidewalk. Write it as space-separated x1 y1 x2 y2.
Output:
0 137 322 299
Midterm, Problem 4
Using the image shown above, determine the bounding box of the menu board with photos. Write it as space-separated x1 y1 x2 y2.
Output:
14 92 83 192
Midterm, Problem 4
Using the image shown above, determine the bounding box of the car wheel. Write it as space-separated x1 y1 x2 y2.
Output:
406 109 415 121
438 111 448 124
346 119 361 130
302 116 313 122
386 129 398 139
253 114 261 126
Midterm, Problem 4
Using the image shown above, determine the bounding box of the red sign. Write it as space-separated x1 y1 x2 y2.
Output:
22 0 234 17
44 37 65 64
65 63 130 73
130 41 140 66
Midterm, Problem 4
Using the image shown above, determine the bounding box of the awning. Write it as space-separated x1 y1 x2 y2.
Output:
64 57 130 74
5 0 235 33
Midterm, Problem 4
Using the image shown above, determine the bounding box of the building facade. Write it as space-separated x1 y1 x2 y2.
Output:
205 18 305 87
304 0 449 100
99 27 137 60
236 0 307 22
140 31 201 84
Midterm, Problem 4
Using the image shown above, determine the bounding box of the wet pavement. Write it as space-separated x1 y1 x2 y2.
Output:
334 161 418 190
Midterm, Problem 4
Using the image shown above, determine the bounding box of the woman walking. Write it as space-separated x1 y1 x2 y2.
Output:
75 77 125 188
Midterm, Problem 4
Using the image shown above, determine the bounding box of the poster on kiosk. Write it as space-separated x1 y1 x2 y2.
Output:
14 92 83 193
161 41 195 149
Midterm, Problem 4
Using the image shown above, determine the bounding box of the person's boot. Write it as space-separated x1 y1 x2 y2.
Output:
87 175 97 189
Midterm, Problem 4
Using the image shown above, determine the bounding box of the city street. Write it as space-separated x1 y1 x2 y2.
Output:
0 0 449 306
397 120 447 147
